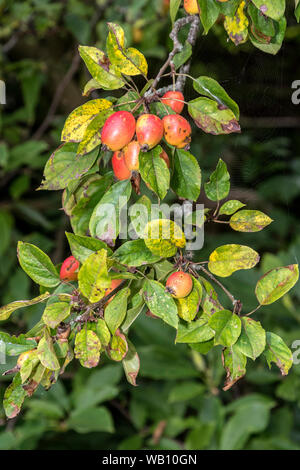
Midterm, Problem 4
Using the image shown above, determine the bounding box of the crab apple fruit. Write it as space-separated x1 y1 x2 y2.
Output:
123 140 141 171
101 111 136 151
136 114 164 151
112 150 132 180
105 279 123 305
60 255 80 281
184 0 200 15
166 271 193 299
17 350 36 368
162 91 185 114
160 149 170 168
162 114 192 148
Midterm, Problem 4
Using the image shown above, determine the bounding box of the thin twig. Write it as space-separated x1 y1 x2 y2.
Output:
193 264 237 306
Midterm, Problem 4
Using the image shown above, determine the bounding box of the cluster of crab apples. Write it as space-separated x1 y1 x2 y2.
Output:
100 91 191 181
60 256 193 300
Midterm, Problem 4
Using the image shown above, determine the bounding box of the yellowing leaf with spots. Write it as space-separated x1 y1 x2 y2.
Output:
108 330 128 361
79 45 125 90
77 108 114 156
255 265 299 305
61 99 113 142
176 277 202 322
224 1 249 45
229 210 273 232
107 23 148 76
144 219 186 257
208 244 260 278
74 328 101 368
78 249 111 303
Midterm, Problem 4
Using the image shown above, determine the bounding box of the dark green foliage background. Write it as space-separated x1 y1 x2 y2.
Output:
1 0 300 450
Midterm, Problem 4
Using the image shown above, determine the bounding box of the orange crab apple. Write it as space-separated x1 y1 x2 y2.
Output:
161 91 185 114
162 114 191 148
184 0 200 15
101 111 136 151
105 279 123 305
112 150 132 180
166 271 193 298
136 114 164 151
60 255 80 281
123 140 141 171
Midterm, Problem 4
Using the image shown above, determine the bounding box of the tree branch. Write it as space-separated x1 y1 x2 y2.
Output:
145 14 200 98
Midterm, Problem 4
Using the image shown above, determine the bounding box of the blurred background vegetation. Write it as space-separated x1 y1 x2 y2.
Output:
1 0 300 450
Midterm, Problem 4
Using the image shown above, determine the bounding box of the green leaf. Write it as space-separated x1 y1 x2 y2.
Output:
0 292 50 321
255 265 299 305
77 108 114 156
170 0 181 24
42 302 71 329
3 373 26 419
19 351 40 383
37 328 60 371
208 310 241 347
139 146 170 200
188 97 240 135
200 276 224 316
143 280 178 329
79 45 125 90
108 330 128 361
173 41 192 70
176 278 202 322
74 328 101 368
230 210 273 232
222 344 247 391
107 23 148 76
89 180 132 243
176 318 215 344
0 333 37 356
39 143 99 191
113 239 161 267
296 0 300 22
68 174 114 236
61 99 113 142
78 249 111 303
168 382 204 403
198 0 220 34
251 0 285 21
249 17 286 55
66 232 112 263
189 339 214 354
193 76 239 119
95 319 111 348
264 332 293 376
122 340 140 386
171 149 201 201
105 287 130 334
219 200 245 216
208 244 260 278
67 406 114 433
204 158 230 201
235 317 266 360
17 242 60 287
129 195 151 237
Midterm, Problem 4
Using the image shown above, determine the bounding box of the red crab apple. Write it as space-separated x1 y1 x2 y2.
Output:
166 271 193 298
161 91 185 114
101 111 136 151
136 114 164 151
162 114 192 149
60 255 80 281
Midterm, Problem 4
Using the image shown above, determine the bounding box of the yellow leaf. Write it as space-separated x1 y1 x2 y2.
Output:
61 99 113 142
144 219 186 257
